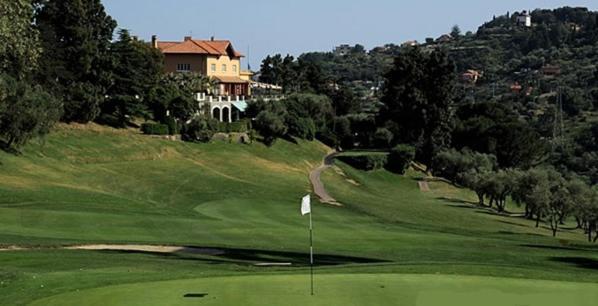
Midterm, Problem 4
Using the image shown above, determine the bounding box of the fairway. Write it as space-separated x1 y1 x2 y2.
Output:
28 274 598 306
1 125 597 306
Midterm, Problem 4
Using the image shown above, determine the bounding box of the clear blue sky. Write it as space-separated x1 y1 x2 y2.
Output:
103 0 598 69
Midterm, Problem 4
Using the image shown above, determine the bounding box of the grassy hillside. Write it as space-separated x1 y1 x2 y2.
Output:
1 124 597 306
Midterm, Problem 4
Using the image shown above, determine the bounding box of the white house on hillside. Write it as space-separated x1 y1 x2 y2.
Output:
517 10 532 27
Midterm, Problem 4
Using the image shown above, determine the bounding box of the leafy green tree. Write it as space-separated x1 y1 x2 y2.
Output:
282 93 333 136
329 86 360 116
583 190 598 242
148 73 209 122
255 111 287 146
386 144 416 174
547 180 570 237
280 55 298 93
484 169 518 212
104 29 164 126
379 47 456 165
0 0 41 78
259 55 275 84
333 116 352 149
0 74 62 149
451 25 462 38
35 0 117 122
432 148 497 205
373 128 394 149
181 116 219 143
454 102 548 169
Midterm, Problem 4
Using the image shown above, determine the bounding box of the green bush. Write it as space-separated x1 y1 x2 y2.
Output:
165 117 179 135
255 111 287 146
337 154 388 171
288 117 316 140
141 123 169 135
386 144 416 174
373 128 394 149
181 116 219 142
217 120 249 133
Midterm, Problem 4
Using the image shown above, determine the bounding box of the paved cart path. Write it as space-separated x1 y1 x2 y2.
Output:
309 151 342 206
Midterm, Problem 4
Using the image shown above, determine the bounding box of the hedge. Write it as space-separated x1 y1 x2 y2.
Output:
216 120 249 133
141 123 169 135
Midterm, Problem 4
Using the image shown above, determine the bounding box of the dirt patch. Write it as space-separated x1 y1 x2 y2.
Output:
418 181 431 192
0 246 26 252
346 179 361 186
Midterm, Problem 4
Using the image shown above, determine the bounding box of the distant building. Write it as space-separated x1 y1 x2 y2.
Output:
516 10 532 27
461 69 482 84
542 64 561 76
152 35 251 122
436 34 453 43
510 82 523 93
334 44 352 56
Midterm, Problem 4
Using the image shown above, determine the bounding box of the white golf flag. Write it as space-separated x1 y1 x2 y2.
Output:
301 194 311 215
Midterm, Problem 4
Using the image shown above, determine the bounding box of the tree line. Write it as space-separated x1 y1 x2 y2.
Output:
1 0 212 151
433 148 598 241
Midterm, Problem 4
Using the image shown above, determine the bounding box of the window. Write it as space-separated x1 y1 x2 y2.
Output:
222 64 227 72
232 65 237 72
176 63 191 72
211 64 216 72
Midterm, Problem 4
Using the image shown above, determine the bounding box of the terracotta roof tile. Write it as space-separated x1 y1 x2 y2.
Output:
158 38 244 57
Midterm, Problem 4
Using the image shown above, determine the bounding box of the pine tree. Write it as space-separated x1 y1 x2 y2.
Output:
35 0 117 122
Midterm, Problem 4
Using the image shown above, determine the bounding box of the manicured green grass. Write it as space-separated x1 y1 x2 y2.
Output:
28 274 598 306
0 124 597 306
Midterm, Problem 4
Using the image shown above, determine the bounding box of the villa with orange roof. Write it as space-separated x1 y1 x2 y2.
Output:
152 35 252 122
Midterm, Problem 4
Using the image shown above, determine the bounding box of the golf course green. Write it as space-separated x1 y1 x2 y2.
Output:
28 274 598 306
0 124 597 305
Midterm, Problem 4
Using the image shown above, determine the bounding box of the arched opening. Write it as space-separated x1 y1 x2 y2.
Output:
212 107 221 121
222 107 230 123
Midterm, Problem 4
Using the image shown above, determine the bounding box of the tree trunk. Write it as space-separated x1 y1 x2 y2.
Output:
551 217 558 237
535 214 541 228
7 135 15 147
576 217 583 229
476 192 484 206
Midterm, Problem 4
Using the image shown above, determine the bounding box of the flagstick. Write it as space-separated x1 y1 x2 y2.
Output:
309 210 314 296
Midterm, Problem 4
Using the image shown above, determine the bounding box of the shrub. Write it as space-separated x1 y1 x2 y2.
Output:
181 116 219 142
165 117 179 135
288 117 316 140
255 111 287 146
337 154 388 171
0 75 62 149
386 144 416 174
141 123 169 135
373 128 394 148
217 120 249 133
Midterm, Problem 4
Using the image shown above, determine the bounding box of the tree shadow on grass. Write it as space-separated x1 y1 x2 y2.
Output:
521 244 598 253
0 141 21 155
96 246 389 267
497 230 544 237
551 257 598 270
437 196 480 207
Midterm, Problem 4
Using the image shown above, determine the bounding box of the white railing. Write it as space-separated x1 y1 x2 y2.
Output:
195 94 247 102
